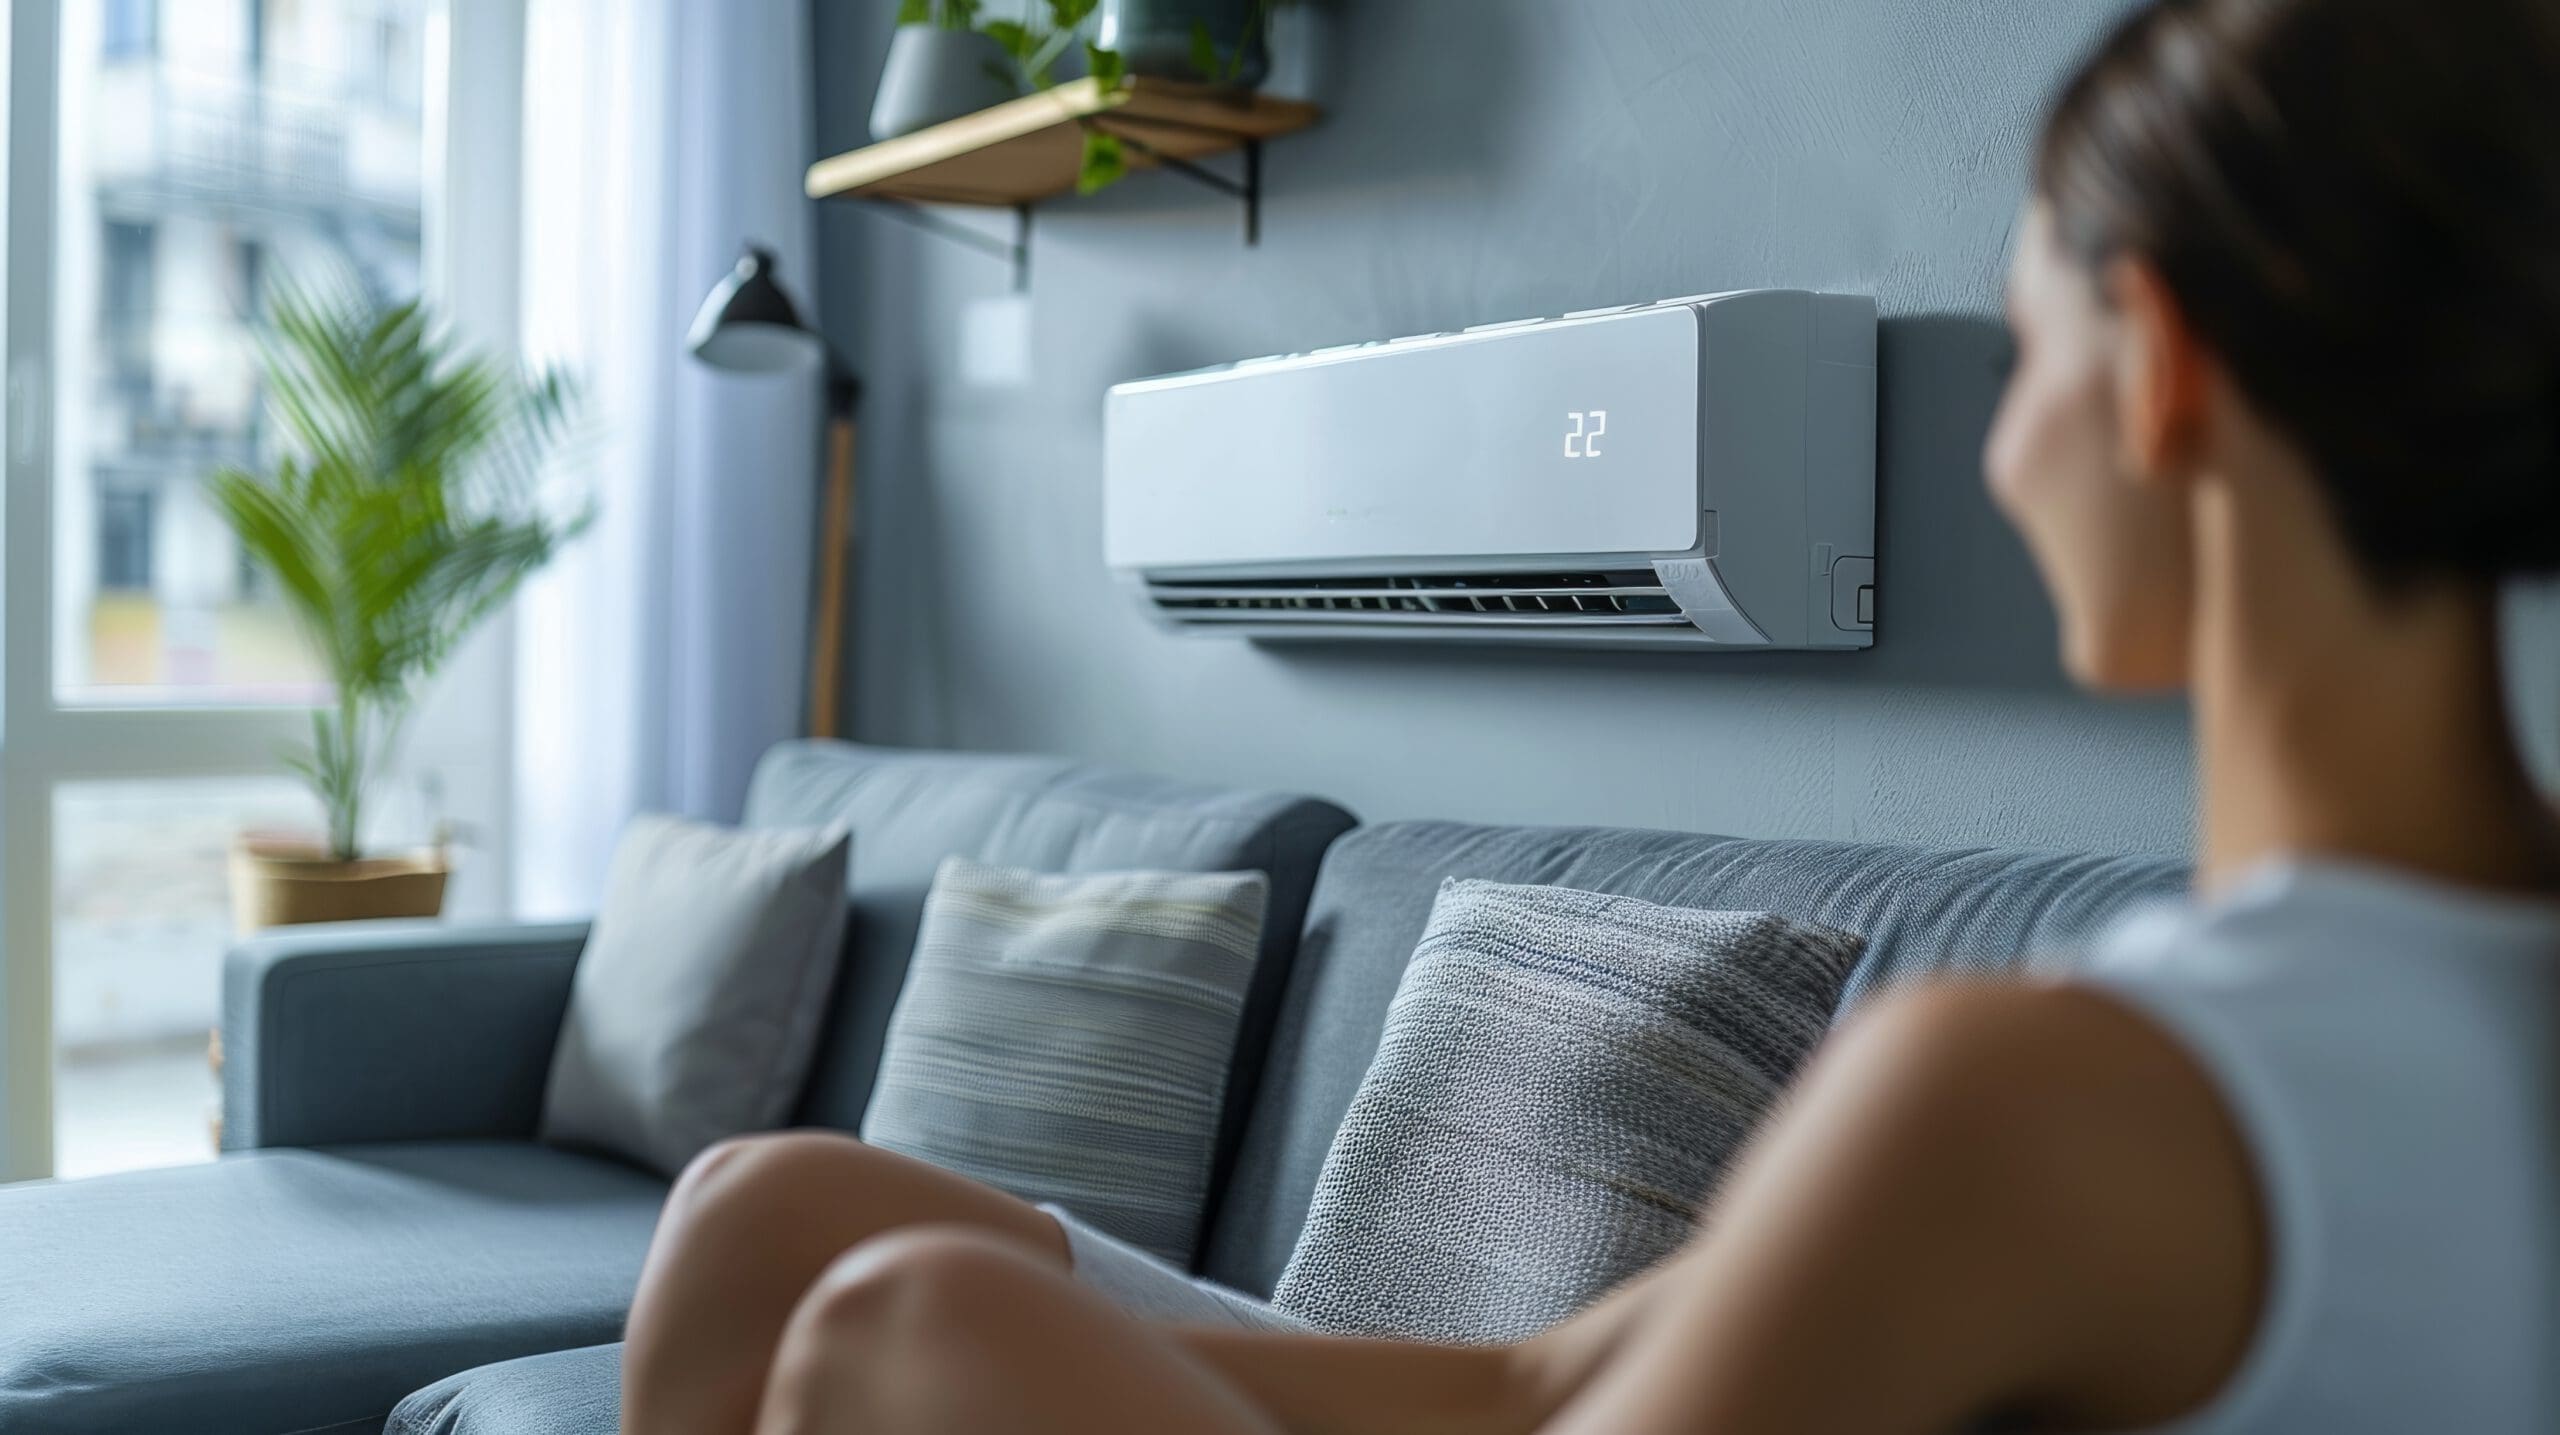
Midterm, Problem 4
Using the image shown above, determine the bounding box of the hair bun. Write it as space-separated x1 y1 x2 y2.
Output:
2038 0 2560 586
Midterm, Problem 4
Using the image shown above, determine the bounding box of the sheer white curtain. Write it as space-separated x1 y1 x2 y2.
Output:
513 0 822 918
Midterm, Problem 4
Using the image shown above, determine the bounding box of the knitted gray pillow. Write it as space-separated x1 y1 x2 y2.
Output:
862 857 1270 1267
1271 878 1864 1343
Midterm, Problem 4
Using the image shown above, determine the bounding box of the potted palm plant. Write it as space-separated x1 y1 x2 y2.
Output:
213 284 585 930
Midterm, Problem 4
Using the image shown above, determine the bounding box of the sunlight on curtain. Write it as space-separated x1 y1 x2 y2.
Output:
513 0 820 918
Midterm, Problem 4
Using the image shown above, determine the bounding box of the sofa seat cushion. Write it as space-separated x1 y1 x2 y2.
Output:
0 1141 665 1435
388 1342 622 1435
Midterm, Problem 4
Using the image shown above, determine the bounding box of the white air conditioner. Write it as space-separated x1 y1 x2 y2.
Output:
1103 289 1877 650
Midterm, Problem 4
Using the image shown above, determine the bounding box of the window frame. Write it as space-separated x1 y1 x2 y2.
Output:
0 0 529 1181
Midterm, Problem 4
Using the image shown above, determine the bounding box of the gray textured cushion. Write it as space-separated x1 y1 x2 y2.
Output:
1272 879 1861 1341
738 742 1357 1250
863 857 1270 1265
540 815 851 1176
0 1143 663 1435
1200 821 2186 1298
388 1343 621 1435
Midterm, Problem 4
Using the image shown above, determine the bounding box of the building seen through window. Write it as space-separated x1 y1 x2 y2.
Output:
60 0 427 700
48 0 435 1178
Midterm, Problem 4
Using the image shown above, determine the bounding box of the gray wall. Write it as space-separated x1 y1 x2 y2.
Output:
805 0 2202 856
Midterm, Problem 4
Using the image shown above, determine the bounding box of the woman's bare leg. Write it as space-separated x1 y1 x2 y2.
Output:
620 1131 1068 1435
753 1227 1282 1435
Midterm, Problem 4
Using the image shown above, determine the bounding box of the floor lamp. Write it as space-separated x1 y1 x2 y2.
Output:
686 245 864 739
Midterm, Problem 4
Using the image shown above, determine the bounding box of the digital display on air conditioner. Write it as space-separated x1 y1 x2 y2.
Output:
1563 410 1610 459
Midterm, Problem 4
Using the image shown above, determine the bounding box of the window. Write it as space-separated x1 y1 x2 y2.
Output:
230 233 264 321
247 0 268 77
101 0 155 60
6 0 461 1185
53 779 322 1179
100 219 153 320
99 219 155 398
97 488 155 592
375 11 424 113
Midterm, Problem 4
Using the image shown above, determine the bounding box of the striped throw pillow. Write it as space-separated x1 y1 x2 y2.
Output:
861 856 1271 1266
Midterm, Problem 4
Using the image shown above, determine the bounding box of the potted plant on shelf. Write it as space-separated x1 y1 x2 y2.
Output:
1096 0 1270 88
213 284 586 930
869 0 1286 195
872 0 1019 140
977 0 1278 193
969 0 1136 192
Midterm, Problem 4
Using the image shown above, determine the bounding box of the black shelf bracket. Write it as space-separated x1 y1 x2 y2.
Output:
862 200 1034 291
1099 121 1266 246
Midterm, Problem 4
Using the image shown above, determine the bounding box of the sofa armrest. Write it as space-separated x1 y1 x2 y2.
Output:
221 920 590 1151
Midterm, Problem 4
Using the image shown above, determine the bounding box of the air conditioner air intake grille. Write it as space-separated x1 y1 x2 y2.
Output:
1143 570 1685 626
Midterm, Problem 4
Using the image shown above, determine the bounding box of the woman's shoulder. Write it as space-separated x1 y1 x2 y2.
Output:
2078 858 2560 1126
2055 859 2560 1430
2089 857 2560 991
1818 980 2267 1265
1792 981 2269 1425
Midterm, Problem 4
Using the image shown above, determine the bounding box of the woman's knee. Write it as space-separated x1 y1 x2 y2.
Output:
787 1228 1063 1356
763 1229 1065 1420
660 1130 865 1227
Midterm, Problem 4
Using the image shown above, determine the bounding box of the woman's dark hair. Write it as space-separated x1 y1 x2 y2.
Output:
2036 0 2560 583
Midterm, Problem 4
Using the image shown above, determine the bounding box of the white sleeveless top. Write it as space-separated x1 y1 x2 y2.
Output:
2081 858 2560 1434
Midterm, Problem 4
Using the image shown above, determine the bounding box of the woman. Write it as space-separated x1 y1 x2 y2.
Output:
625 0 2560 1429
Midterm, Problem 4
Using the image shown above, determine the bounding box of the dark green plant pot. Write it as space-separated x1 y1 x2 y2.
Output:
1096 0 1269 88
871 25 1018 141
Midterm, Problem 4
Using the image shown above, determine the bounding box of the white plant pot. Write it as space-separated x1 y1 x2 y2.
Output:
871 26 1019 141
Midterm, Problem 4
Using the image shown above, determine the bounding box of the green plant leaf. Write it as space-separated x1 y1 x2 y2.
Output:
980 17 1033 60
211 281 587 858
1189 21 1220 81
1048 0 1099 28
1079 129 1128 194
900 0 980 27
1085 42 1126 92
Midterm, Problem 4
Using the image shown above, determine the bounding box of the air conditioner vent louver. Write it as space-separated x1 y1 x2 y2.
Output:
1144 570 1688 626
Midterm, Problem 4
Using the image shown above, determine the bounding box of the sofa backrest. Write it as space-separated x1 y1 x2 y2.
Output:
1195 819 2186 1298
740 741 1357 1216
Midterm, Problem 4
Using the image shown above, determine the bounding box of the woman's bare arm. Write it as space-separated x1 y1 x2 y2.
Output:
1150 981 2262 1435
1163 1168 1706 1435
1542 983 2267 1435
1163 1261 1685 1435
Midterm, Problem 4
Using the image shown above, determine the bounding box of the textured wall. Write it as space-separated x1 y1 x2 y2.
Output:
804 0 2203 855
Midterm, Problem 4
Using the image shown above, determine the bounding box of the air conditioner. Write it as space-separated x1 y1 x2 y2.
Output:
1103 289 1877 650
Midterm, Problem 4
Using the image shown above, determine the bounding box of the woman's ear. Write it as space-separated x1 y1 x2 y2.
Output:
2105 256 2213 486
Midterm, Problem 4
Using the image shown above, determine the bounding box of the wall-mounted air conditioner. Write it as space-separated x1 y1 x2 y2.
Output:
1103 289 1877 650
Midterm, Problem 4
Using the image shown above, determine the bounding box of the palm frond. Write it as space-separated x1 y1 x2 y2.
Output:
212 283 588 857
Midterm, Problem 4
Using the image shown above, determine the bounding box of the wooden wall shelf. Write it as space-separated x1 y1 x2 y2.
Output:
806 76 1321 209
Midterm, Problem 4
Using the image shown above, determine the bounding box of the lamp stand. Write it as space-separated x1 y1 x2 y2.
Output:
808 411 856 740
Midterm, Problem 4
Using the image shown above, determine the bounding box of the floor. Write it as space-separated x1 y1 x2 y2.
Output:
54 1036 219 1180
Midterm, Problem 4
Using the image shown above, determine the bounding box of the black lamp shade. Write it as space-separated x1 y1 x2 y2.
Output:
688 246 825 374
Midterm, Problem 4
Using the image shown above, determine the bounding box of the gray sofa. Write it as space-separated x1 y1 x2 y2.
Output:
0 741 2183 1435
